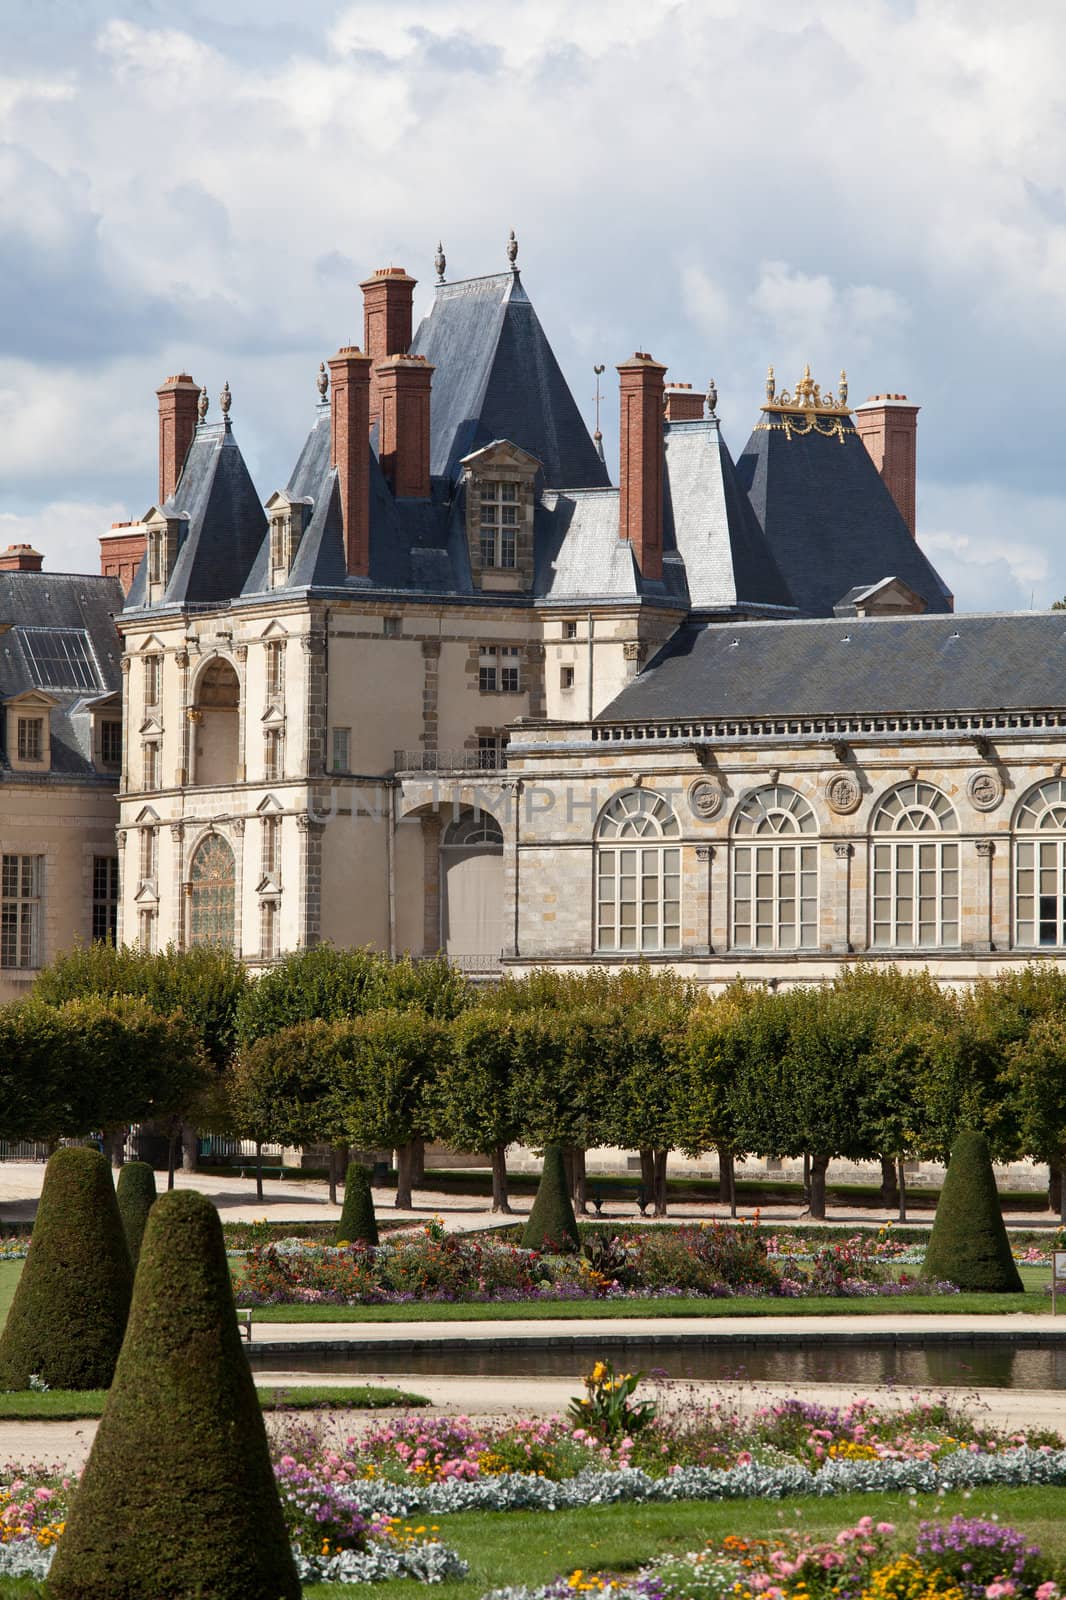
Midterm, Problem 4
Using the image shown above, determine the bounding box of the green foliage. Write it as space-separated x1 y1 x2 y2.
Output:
431 1009 523 1154
47 1188 300 1600
509 1007 607 1151
34 942 248 1071
1006 1015 1066 1168
0 1001 74 1141
114 1161 157 1269
228 1017 343 1147
522 1143 579 1251
567 1358 657 1441
336 1162 379 1246
334 1008 445 1151
923 1130 1024 1292
0 1146 132 1390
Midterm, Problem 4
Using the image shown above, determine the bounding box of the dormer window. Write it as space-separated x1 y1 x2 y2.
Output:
100 719 122 768
480 483 519 569
5 691 56 773
17 716 43 763
143 509 183 604
266 493 310 589
460 440 540 594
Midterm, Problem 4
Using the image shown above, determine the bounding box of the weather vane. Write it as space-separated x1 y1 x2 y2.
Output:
593 364 605 438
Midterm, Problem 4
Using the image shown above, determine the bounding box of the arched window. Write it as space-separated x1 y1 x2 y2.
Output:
731 785 818 950
188 834 236 950
1015 780 1066 947
871 782 958 948
596 790 680 953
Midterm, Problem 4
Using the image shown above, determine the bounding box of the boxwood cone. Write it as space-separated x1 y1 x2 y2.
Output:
115 1159 157 1269
923 1129 1024 1292
522 1143 580 1251
47 1188 301 1600
337 1161 379 1246
0 1145 132 1390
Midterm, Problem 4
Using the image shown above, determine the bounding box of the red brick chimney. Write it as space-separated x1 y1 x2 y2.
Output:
361 268 417 435
100 522 146 595
617 353 667 581
854 394 920 538
327 346 373 577
156 374 200 505
375 355 434 499
664 383 704 422
0 544 43 572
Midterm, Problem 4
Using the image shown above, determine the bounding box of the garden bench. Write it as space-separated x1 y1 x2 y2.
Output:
589 1187 650 1217
238 1310 253 1344
239 1165 284 1182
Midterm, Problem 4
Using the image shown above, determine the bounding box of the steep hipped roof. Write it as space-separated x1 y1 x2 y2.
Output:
125 421 266 610
0 570 123 778
598 612 1066 723
408 272 610 490
736 413 952 617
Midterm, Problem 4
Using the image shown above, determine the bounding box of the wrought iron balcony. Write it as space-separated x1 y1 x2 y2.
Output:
394 749 507 775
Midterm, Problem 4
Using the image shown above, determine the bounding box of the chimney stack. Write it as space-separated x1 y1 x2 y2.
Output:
360 267 417 435
0 544 43 572
376 355 435 499
617 353 667 581
854 394 920 538
156 374 200 505
99 522 146 595
327 346 373 577
664 382 705 422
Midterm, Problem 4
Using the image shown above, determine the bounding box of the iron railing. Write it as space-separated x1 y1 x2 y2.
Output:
394 749 506 774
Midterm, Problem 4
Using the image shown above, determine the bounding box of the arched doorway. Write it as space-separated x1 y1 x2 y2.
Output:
440 810 504 966
194 658 239 786
188 833 236 950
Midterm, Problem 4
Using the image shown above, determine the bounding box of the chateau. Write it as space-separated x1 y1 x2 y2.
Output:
4 239 1064 993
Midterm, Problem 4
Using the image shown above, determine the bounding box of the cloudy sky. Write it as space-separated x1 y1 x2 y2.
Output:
2 0 1063 610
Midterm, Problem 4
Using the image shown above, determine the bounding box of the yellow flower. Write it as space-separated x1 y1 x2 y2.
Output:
590 1362 607 1384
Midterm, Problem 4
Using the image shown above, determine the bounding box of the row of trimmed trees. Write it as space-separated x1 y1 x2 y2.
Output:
8 944 1066 1220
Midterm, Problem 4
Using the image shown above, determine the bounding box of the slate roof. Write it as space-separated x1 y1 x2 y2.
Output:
126 420 267 610
0 570 123 779
408 272 610 490
735 413 953 617
597 611 1066 723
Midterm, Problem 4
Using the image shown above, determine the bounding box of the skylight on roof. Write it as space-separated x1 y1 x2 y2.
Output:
17 627 100 691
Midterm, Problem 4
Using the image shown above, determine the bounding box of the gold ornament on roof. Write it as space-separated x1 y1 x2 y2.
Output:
757 362 851 442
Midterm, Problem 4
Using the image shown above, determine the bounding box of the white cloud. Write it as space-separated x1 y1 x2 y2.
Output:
0 500 131 576
919 480 1066 613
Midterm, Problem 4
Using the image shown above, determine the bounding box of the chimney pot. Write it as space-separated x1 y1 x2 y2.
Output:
0 543 44 572
664 382 705 422
617 352 667 581
854 394 920 537
155 373 200 504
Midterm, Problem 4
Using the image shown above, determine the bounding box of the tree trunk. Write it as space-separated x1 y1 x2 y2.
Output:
167 1123 177 1191
802 1153 811 1205
880 1155 900 1209
395 1141 415 1209
897 1157 908 1223
652 1148 668 1216
1051 1164 1063 1217
180 1121 198 1173
327 1145 340 1207
716 1145 734 1211
255 1140 264 1202
1058 1155 1066 1227
410 1136 425 1187
809 1153 829 1220
490 1143 511 1213
572 1146 587 1214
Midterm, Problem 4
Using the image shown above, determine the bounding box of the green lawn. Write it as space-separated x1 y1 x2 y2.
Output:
0 1383 426 1420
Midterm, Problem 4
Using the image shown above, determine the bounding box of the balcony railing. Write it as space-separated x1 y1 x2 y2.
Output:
394 749 507 774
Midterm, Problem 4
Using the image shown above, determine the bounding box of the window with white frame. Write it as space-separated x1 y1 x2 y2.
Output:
1 854 42 968
871 782 959 949
478 646 521 693
143 654 162 707
1014 779 1066 947
596 789 681 953
476 734 506 768
260 897 280 959
331 727 350 773
264 727 284 781
140 826 157 884
479 482 520 568
731 785 818 951
92 856 118 943
264 640 285 702
16 716 43 763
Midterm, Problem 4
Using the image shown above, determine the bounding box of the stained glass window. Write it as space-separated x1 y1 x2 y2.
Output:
189 834 236 949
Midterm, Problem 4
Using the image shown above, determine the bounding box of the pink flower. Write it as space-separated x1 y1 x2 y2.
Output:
1035 1584 1059 1600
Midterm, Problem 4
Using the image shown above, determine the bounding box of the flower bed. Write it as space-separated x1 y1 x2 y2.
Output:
234 1221 959 1306
482 1514 1061 1600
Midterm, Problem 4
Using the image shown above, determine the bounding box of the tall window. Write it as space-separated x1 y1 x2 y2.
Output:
479 482 519 568
264 641 284 702
138 907 157 954
871 782 959 948
16 717 43 763
1 855 42 968
142 740 159 791
264 727 284 782
261 814 280 877
140 826 157 883
596 790 681 953
731 785 818 951
100 719 122 767
188 834 236 950
331 727 350 773
92 856 118 943
260 897 280 959
1015 780 1066 946
479 646 521 693
143 654 162 707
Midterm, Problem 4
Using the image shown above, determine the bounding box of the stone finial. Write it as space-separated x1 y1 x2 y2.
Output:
839 369 848 408
197 386 209 423
706 378 718 418
317 361 329 401
219 380 232 419
506 228 518 269
766 365 776 403
434 240 446 283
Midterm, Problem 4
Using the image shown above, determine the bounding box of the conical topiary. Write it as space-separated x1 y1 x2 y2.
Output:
923 1130 1024 1292
522 1144 580 1252
115 1159 157 1269
337 1161 379 1246
47 1188 300 1600
0 1145 132 1390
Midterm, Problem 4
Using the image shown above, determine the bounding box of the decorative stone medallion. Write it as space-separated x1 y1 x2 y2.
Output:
967 769 1004 812
825 773 862 815
688 779 724 821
